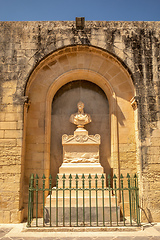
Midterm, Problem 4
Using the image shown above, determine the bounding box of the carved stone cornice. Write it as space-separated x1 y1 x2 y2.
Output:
62 133 100 145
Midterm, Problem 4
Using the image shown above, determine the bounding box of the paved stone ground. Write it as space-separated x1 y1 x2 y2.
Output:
0 223 160 240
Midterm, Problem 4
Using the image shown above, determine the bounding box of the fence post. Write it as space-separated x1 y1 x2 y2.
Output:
27 174 34 227
108 174 112 226
31 174 34 223
134 174 140 225
101 174 105 226
62 173 66 227
27 175 31 227
95 174 98 226
56 175 59 227
42 174 46 227
131 176 135 220
127 173 132 226
120 174 125 226
82 173 85 226
75 174 79 226
113 174 118 226
49 174 52 227
88 174 92 226
35 174 39 227
69 174 72 227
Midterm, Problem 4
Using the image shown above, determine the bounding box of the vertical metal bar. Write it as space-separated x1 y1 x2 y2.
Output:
35 174 39 227
127 173 132 226
137 176 140 225
56 175 59 227
101 174 105 226
120 174 125 226
88 174 92 226
75 174 79 226
132 178 134 219
69 174 72 227
108 174 112 226
27 175 31 227
134 174 140 225
113 174 118 226
62 174 66 227
133 178 136 220
95 174 98 226
133 190 135 220
42 174 46 227
131 177 135 220
49 174 52 227
134 180 136 221
82 174 85 226
27 175 32 227
31 174 34 223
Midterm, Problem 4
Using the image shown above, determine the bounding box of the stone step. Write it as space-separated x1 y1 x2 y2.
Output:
59 163 105 174
45 206 120 224
46 191 117 207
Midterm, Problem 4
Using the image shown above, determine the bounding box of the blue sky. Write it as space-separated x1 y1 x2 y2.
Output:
0 0 160 21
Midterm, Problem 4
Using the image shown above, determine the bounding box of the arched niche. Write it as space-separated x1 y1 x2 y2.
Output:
50 80 110 186
23 45 136 217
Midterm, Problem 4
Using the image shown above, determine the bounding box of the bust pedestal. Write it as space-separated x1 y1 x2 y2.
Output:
45 128 116 225
58 128 105 188
59 128 104 183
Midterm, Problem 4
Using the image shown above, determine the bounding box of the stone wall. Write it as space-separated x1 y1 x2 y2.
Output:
0 21 160 222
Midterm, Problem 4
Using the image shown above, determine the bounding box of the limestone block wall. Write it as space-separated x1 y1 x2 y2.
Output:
0 21 160 222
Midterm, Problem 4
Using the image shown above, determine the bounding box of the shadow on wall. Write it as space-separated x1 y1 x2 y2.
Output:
139 206 153 223
112 96 126 127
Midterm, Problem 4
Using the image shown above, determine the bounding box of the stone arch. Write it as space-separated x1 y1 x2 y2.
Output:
25 45 135 100
23 45 136 217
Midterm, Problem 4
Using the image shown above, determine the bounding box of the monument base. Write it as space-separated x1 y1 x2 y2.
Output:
58 162 106 188
45 206 120 225
45 182 120 224
59 163 104 174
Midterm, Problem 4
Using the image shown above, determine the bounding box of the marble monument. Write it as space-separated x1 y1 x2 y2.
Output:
59 101 105 178
45 102 119 224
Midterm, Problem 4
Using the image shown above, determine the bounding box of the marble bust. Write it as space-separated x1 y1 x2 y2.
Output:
62 101 100 164
70 101 91 129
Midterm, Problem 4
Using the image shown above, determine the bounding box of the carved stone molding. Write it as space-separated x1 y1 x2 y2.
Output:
63 157 99 163
62 133 100 144
130 96 138 110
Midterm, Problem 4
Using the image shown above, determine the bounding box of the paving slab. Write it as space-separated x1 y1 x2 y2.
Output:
0 227 12 238
154 226 160 232
0 223 160 239
150 237 160 240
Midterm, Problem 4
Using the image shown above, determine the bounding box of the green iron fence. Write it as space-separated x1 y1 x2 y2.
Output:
27 173 140 227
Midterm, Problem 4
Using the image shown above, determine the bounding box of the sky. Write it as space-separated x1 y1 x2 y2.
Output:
0 0 160 22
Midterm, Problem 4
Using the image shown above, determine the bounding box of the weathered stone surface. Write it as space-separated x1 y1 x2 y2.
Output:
0 21 160 223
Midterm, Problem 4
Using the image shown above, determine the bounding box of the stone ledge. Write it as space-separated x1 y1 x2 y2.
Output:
24 225 141 232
